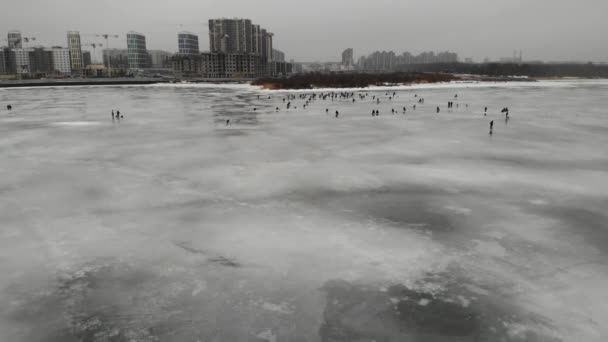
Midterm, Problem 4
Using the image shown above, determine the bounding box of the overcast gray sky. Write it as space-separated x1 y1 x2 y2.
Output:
2 0 607 63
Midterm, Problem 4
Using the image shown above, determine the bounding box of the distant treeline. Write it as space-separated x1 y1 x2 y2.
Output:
253 72 457 90
395 63 608 78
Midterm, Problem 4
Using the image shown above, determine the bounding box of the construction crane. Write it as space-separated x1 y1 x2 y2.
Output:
83 43 103 64
96 34 119 76
21 37 37 48
96 34 119 49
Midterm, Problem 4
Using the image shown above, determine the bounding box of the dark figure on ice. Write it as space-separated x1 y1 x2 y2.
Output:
111 110 114 118
226 119 230 126
7 105 12 110
490 120 494 134
335 110 339 118
436 106 440 113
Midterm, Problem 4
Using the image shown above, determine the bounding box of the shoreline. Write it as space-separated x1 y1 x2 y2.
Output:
0 78 169 88
1 75 605 91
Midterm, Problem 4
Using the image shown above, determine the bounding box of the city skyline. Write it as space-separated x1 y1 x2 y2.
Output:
1 0 608 63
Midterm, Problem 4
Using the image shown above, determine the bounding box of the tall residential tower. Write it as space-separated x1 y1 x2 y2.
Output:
178 32 199 55
209 18 256 54
8 31 22 49
126 32 148 69
67 31 83 73
342 48 354 67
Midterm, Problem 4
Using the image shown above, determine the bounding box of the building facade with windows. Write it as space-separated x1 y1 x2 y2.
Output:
67 31 83 73
126 32 148 69
173 18 286 79
272 49 285 62
209 18 253 54
148 50 172 68
103 48 129 70
178 32 199 55
82 51 91 67
342 48 354 66
8 31 22 49
28 47 53 75
51 47 71 74
12 48 32 74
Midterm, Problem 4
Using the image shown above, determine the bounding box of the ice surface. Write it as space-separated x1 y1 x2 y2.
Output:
0 80 607 341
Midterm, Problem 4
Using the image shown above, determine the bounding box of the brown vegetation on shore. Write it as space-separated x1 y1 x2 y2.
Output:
252 72 459 90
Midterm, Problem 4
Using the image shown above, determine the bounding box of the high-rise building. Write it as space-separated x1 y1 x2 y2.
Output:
260 29 274 60
178 32 199 55
50 47 71 74
174 18 286 79
342 48 354 66
357 50 459 71
67 31 83 73
82 51 92 67
28 47 54 74
209 18 253 54
272 49 285 62
0 48 8 74
103 48 129 70
8 31 22 49
12 48 32 74
251 25 261 55
126 31 148 69
148 50 172 68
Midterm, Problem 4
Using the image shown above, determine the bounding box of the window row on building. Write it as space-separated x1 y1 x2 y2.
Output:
0 47 74 75
172 53 291 79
